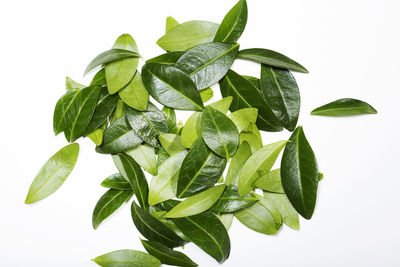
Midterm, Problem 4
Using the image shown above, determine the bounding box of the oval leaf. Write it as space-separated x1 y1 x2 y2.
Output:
254 168 284 193
214 0 248 43
310 98 377 116
66 77 85 91
25 143 79 204
263 191 299 230
166 16 180 33
228 107 258 132
147 51 185 65
159 133 186 156
199 87 213 103
53 89 80 135
281 126 318 219
207 96 233 114
118 71 149 111
225 141 252 186
101 173 131 190
161 107 176 131
210 185 257 213
90 68 107 86
235 202 278 235
93 249 161 267
125 144 158 176
180 112 202 148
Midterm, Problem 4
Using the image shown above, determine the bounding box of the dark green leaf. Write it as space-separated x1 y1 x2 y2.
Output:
210 185 257 213
201 106 239 159
146 51 185 65
225 141 252 186
260 65 300 131
219 70 282 131
214 0 248 43
131 202 185 248
142 63 204 111
141 240 198 267
92 189 133 229
235 202 279 235
310 98 378 116
25 143 79 204
175 42 239 90
281 126 318 219
84 48 140 76
126 102 169 149
237 48 308 73
90 69 107 86
162 107 176 131
93 249 161 267
157 147 170 167
96 116 142 154
113 154 149 211
177 139 226 198
101 173 131 190
53 89 80 135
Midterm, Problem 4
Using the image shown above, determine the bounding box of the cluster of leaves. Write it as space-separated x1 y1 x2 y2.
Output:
25 0 377 266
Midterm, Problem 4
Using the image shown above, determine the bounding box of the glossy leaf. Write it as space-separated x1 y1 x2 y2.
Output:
25 143 79 204
157 147 170 167
148 151 187 205
90 68 107 86
260 65 300 131
199 87 213 103
105 34 139 94
92 189 133 229
110 99 126 123
113 154 149 210
53 89 80 135
216 213 234 230
131 202 185 248
281 126 318 219
207 96 232 114
118 71 149 111
162 107 176 131
214 0 247 43
126 102 169 148
177 139 227 198
175 42 239 90
146 51 185 65
210 185 257 213
141 239 198 267
165 185 225 218
88 128 103 146
101 173 131 190
125 144 157 176
142 63 204 111
166 16 180 33
84 48 140 76
220 70 282 131
228 108 258 132
237 48 308 73
93 249 161 267
225 141 252 186
66 77 85 91
256 194 282 227
310 98 377 116
239 132 262 153
263 192 299 230
180 112 202 148
96 116 142 154
235 202 278 235
172 211 230 263
238 140 288 196
247 122 263 144
201 106 239 159
157 20 219 51
159 134 186 156
254 168 284 193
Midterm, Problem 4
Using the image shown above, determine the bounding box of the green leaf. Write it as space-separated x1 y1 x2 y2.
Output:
118 71 149 111
148 151 187 205
318 172 324 181
235 202 278 235
180 112 202 148
281 126 318 219
96 116 142 154
53 89 80 135
141 239 198 267
207 96 233 114
131 202 185 248
310 98 377 116
175 42 239 90
113 154 149 211
166 16 180 33
101 173 131 190
66 77 85 91
177 139 227 198
239 132 262 153
214 0 248 43
201 106 239 159
254 169 284 193
172 211 230 263
105 34 139 94
237 48 308 73
85 87 119 135
219 70 282 132
93 249 161 267
64 85 102 142
256 194 282 227
88 128 103 146
84 48 140 76
165 185 226 218
25 143 79 204
157 20 219 51
161 107 176 131
199 87 213 103
146 51 185 65
238 140 288 196
90 68 107 86
247 122 263 144
262 192 299 230
92 189 133 229
156 147 170 167
225 141 252 186
126 102 169 149
142 63 204 111
110 99 126 123
210 185 257 213
260 65 300 131
159 133 186 156
125 144 158 176
216 213 234 230
228 108 258 132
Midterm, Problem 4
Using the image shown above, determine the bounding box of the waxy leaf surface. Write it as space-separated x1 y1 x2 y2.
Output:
228 108 258 132
235 202 278 235
66 77 85 91
147 51 185 65
199 87 213 103
93 249 161 267
101 173 131 190
210 185 257 213
254 168 284 193
159 133 186 156
118 71 149 111
263 192 299 230
214 0 247 43
180 112 202 148
90 68 107 86
53 89 80 135
166 16 180 33
207 96 232 114
239 132 262 153
125 144 157 176
161 107 176 131
310 98 377 116
225 141 252 186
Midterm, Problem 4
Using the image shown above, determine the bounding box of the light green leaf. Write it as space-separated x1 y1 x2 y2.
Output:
166 16 180 33
66 77 85 91
216 213 234 230
199 87 213 103
181 112 202 148
254 168 284 193
235 202 278 235
92 249 161 267
159 133 186 156
125 144 157 176
225 141 252 186
262 192 300 230
118 71 149 111
208 96 233 114
228 108 258 132
239 132 262 153
88 128 103 146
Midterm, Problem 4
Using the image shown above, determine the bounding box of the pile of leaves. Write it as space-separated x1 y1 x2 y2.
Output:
25 0 377 266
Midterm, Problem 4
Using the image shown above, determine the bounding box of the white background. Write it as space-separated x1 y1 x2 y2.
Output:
1 0 399 266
